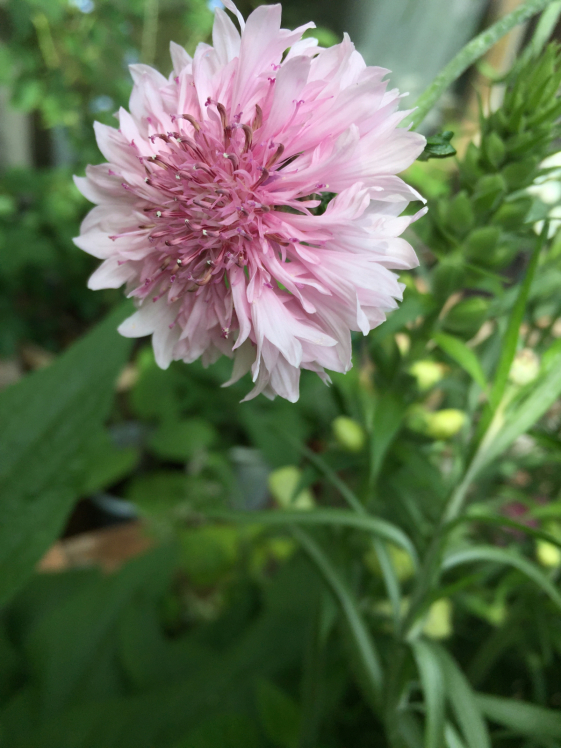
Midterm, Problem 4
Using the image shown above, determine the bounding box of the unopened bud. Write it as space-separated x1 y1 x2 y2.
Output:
509 349 540 386
536 540 561 568
268 466 314 510
363 543 415 582
332 416 366 452
409 360 445 391
423 599 453 639
425 409 466 440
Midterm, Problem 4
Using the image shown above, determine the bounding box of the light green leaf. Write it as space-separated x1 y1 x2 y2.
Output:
442 545 561 611
433 644 491 748
477 693 561 739
481 360 561 470
0 304 133 607
433 333 487 390
205 508 419 570
411 639 446 748
291 526 383 709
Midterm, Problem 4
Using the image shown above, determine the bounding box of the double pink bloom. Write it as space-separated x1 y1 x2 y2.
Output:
74 0 426 401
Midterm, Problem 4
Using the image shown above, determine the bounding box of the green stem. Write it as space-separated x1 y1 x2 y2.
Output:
407 0 554 130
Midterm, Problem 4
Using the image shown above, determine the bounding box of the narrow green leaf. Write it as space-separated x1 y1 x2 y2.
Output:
205 508 419 570
433 644 491 748
0 304 133 606
444 723 467 748
442 545 561 611
291 526 383 709
477 693 561 739
369 393 406 488
480 359 561 470
372 540 402 633
489 223 546 413
408 0 554 129
411 639 446 748
433 333 487 390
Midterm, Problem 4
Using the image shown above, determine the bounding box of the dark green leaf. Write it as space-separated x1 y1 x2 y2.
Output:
419 131 457 161
0 304 133 607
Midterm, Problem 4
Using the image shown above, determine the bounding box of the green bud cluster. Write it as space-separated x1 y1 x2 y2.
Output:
418 44 561 330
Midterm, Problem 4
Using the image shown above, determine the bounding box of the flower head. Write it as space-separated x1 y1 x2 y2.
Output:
74 0 426 401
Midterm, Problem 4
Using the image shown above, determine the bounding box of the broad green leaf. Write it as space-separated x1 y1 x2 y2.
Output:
476 693 561 739
81 429 140 496
442 545 561 611
0 304 133 607
24 545 177 716
176 713 261 748
255 678 300 748
408 0 555 128
433 333 487 390
206 508 419 569
411 639 446 748
147 418 217 463
291 526 383 709
432 644 490 748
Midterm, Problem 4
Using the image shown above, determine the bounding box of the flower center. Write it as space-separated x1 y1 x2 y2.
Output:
130 101 290 304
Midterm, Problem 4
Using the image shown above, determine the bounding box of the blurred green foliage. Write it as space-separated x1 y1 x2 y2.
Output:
2 2 561 747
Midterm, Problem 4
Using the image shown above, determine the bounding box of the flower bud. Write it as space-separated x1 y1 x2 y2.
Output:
501 156 538 190
409 360 445 391
445 191 475 237
509 349 540 386
472 174 507 215
363 543 415 582
443 296 489 337
492 197 531 230
423 598 453 639
268 466 315 510
536 540 561 568
425 409 466 440
484 132 506 169
332 416 366 452
463 226 501 262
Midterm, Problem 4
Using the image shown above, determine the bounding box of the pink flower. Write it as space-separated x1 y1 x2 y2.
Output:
74 0 426 402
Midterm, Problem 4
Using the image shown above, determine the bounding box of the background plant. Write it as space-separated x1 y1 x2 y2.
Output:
2 2 561 747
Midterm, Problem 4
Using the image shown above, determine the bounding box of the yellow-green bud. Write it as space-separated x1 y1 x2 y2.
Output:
268 465 315 510
363 543 415 582
409 360 445 391
332 416 366 452
422 598 453 639
406 405 431 434
509 349 540 386
536 540 561 568
425 409 466 440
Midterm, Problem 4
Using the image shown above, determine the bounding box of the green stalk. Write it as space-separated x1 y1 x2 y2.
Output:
407 0 555 130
